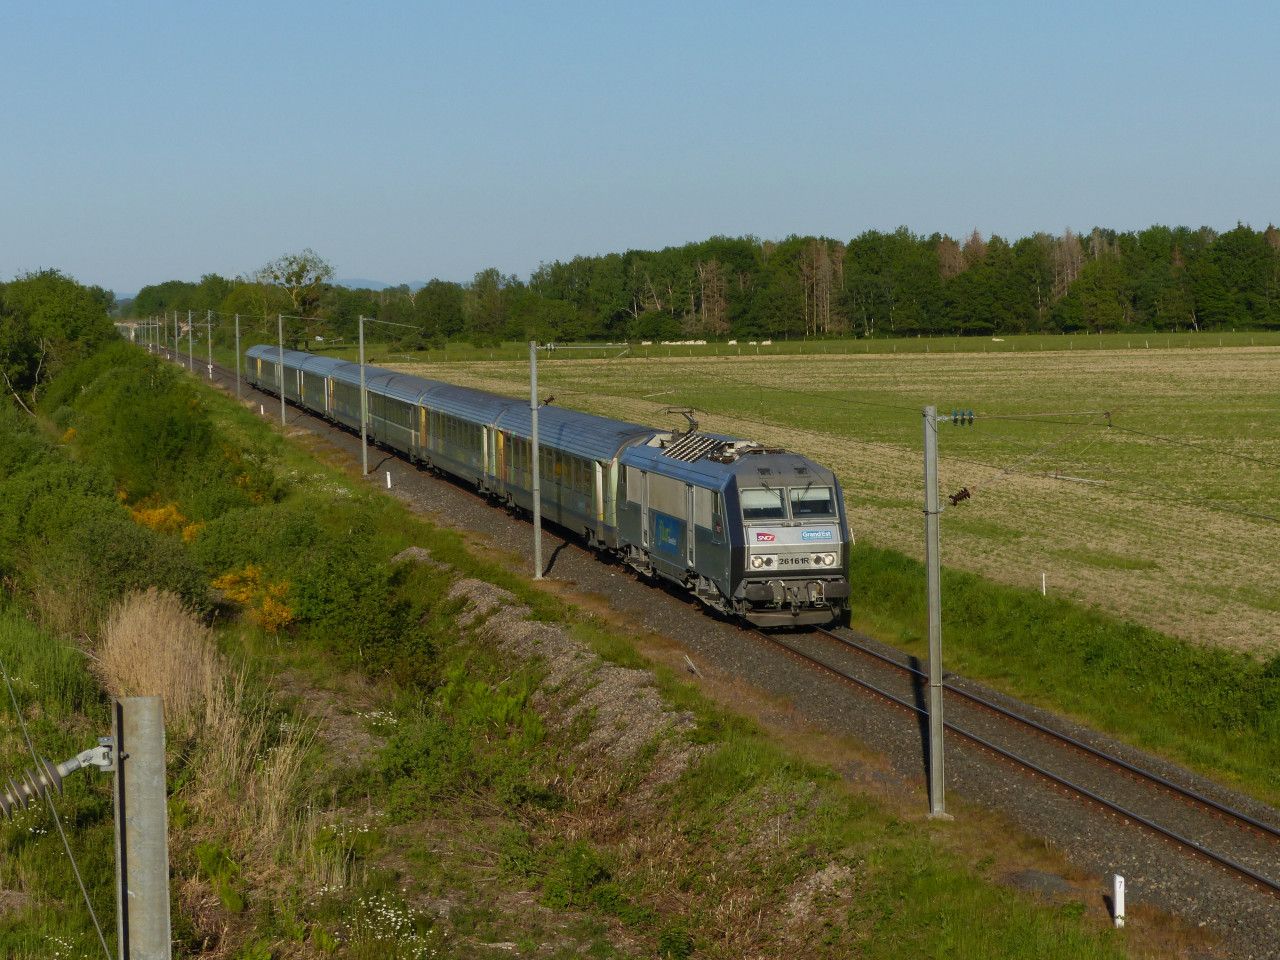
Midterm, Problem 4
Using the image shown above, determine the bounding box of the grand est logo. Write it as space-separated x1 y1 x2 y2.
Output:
755 532 776 542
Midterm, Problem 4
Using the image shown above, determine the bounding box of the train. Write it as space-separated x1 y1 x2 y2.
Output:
244 344 851 626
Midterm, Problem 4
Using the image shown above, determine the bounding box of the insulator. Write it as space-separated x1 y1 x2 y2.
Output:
0 760 63 819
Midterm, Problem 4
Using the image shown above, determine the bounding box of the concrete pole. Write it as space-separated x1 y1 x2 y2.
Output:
923 406 947 818
359 315 369 476
530 340 543 579
113 696 172 959
277 314 286 426
205 309 213 379
234 314 241 399
186 310 193 372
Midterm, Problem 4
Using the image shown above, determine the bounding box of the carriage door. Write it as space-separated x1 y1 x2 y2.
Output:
686 484 696 568
594 462 605 528
639 471 649 547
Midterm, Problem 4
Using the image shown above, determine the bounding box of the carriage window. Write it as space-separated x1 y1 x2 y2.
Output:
741 488 786 520
625 466 643 504
694 487 725 542
790 486 835 518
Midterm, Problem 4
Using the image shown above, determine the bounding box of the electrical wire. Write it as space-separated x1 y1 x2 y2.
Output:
0 656 113 960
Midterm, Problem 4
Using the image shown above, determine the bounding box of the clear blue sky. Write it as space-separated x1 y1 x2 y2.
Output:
2 1 1276 295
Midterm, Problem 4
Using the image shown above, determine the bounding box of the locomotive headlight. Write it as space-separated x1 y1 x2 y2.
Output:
750 555 765 569
822 552 837 566
764 556 775 567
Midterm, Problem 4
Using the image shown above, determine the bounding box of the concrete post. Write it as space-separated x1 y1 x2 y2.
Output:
359 315 368 476
530 340 543 579
277 314 286 426
113 697 172 959
234 314 241 399
924 406 947 818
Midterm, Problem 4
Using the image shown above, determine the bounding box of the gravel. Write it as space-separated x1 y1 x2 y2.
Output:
189 352 1280 958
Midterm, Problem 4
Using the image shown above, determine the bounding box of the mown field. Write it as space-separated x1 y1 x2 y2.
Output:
262 328 1280 366
389 344 1280 658
0 338 1152 958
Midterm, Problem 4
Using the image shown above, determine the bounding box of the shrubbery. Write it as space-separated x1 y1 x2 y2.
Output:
36 345 431 671
0 407 207 634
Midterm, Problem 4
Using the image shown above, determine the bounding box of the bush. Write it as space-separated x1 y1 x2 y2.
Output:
41 343 274 517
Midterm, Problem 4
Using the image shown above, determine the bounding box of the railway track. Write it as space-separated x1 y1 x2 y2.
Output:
754 624 1280 897
164 343 1280 903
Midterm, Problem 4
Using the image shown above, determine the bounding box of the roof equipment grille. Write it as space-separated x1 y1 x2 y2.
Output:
660 432 725 462
658 433 784 464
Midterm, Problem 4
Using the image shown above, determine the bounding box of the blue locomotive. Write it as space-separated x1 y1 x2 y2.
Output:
245 345 850 626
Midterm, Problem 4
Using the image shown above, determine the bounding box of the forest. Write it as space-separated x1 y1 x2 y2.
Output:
129 223 1280 346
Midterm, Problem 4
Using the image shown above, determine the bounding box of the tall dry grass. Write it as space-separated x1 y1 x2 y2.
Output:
97 587 218 737
96 589 314 869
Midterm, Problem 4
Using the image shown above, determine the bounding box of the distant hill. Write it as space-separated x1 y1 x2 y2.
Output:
334 278 428 292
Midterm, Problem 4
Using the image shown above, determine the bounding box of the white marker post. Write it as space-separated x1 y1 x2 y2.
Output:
1041 572 1047 596
1112 874 1125 928
385 470 391 490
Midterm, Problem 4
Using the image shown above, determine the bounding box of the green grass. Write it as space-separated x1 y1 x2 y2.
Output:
0 614 115 958
143 346 1139 957
154 328 1280 369
1052 546 1159 571
368 335 1280 812
848 543 1280 804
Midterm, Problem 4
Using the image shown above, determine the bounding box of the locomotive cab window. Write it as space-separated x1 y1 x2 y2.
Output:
740 488 786 520
790 486 835 518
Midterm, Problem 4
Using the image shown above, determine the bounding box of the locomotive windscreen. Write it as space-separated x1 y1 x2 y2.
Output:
789 486 836 518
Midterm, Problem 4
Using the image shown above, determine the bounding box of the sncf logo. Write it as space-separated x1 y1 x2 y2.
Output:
755 532 776 542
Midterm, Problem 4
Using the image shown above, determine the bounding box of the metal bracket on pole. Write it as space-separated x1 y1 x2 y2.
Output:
0 696 172 957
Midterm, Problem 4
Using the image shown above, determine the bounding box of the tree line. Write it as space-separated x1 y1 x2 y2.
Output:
130 224 1280 346
0 270 116 413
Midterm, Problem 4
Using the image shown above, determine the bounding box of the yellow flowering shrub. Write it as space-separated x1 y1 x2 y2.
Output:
212 565 294 633
130 503 188 535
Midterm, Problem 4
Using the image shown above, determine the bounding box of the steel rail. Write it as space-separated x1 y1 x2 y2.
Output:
164 344 1280 895
814 626 1280 843
753 628 1280 897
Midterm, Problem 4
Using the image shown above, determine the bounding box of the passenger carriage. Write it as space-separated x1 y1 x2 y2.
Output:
241 344 850 626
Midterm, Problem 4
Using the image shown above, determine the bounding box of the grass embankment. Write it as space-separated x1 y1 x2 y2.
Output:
0 340 1146 956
